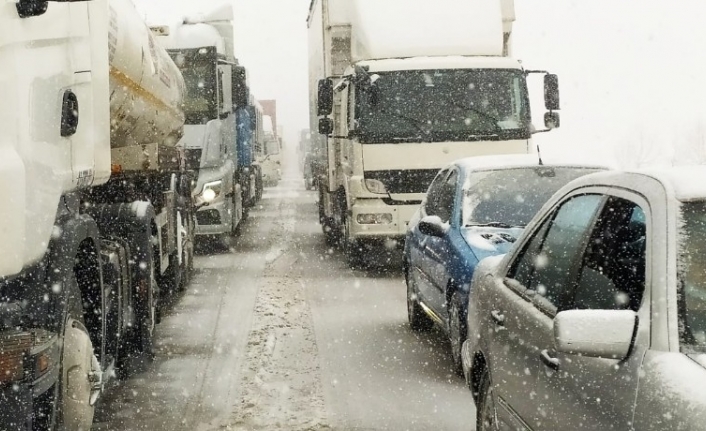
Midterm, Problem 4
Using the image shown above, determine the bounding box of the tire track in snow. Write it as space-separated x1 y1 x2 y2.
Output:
221 198 332 431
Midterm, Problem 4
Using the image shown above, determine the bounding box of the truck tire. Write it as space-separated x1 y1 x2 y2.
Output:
128 249 156 359
53 275 98 431
343 216 364 268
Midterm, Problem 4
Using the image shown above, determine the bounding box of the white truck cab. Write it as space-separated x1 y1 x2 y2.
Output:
308 0 560 264
153 6 243 243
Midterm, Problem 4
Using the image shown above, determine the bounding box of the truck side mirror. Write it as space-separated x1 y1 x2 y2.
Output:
318 79 334 116
544 74 560 111
319 118 333 136
544 112 560 130
232 66 249 109
17 0 90 18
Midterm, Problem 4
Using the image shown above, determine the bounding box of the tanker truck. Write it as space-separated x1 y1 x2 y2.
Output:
151 4 250 245
0 0 195 428
308 0 561 266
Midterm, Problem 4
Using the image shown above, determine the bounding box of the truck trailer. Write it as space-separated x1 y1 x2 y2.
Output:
260 114 282 187
0 0 196 428
307 0 561 265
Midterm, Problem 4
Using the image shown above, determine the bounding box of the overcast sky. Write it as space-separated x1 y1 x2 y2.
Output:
135 0 706 166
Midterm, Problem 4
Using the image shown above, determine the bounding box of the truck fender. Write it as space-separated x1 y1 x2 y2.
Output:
60 317 99 430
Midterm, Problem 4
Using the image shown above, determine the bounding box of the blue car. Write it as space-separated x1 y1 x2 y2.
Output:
403 155 605 374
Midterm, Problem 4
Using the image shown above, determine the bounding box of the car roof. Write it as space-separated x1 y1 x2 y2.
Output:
567 165 706 201
451 154 609 173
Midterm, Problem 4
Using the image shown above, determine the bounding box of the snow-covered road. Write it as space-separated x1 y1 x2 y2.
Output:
92 164 471 430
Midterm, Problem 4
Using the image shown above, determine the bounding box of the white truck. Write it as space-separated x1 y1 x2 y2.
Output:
152 4 249 244
260 115 282 187
0 0 195 429
307 0 561 264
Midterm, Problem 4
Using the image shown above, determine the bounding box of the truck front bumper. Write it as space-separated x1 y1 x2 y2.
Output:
349 199 419 245
195 201 232 236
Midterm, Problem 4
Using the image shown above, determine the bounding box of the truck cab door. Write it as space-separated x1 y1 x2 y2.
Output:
69 1 110 189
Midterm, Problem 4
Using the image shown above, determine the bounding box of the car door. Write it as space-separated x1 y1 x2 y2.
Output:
486 194 605 430
410 169 449 309
539 195 648 430
424 169 460 317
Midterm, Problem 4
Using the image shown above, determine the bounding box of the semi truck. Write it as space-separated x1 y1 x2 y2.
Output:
298 129 316 190
152 4 249 244
260 115 282 187
307 0 561 265
0 0 195 428
235 78 263 217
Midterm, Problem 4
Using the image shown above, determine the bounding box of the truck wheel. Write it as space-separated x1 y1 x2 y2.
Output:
54 275 99 431
343 216 364 268
129 254 156 359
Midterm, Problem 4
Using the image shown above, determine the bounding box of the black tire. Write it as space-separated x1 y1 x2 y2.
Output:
406 268 433 332
476 367 496 431
129 251 156 359
343 216 364 269
448 292 467 376
322 217 338 247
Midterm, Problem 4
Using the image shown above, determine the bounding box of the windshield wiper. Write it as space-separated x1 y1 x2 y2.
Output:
443 97 502 132
466 222 523 229
377 108 429 137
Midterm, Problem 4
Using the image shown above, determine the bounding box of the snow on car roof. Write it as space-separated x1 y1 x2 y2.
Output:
640 165 706 201
555 165 706 201
452 154 609 172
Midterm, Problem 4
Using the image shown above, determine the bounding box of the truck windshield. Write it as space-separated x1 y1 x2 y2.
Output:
355 69 531 144
169 48 219 125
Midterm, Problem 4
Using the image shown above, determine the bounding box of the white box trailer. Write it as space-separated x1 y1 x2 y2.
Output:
307 0 560 266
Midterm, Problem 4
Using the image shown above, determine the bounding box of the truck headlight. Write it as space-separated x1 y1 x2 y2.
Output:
364 179 388 194
201 180 223 202
357 213 393 225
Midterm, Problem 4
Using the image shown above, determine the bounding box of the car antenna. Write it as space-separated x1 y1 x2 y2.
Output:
537 143 544 166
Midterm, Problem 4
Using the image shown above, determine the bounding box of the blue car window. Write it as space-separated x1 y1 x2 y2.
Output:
425 169 450 217
462 167 602 228
434 170 459 223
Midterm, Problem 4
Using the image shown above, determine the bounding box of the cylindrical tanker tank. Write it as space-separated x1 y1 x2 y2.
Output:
107 0 186 150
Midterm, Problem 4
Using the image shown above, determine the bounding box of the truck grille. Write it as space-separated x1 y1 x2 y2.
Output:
196 210 222 226
365 170 439 194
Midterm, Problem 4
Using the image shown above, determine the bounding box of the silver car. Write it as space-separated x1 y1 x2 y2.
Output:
462 167 706 430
